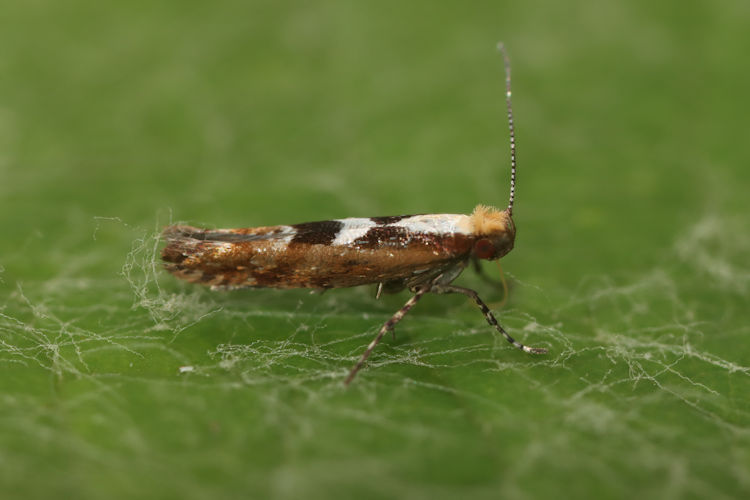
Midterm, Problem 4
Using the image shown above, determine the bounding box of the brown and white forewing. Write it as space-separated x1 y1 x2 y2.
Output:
161 214 478 290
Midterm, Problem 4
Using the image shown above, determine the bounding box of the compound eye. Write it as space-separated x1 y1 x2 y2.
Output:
474 238 496 260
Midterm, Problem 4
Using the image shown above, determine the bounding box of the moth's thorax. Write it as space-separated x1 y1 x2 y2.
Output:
469 204 516 260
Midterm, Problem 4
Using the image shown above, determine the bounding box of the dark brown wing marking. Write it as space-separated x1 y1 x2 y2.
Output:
353 226 410 248
290 220 344 245
370 215 412 225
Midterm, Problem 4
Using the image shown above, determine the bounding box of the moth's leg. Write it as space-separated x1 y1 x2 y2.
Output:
471 257 485 277
376 280 409 340
431 284 547 354
376 279 407 300
345 286 430 386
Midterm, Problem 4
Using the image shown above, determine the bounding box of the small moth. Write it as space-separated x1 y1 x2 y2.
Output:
162 44 547 385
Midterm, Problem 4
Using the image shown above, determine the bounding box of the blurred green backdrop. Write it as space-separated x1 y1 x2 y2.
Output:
2 1 749 499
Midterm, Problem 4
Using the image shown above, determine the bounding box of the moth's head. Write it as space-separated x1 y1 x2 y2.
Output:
469 204 516 260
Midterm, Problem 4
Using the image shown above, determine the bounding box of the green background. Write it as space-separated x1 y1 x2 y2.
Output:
2 1 749 499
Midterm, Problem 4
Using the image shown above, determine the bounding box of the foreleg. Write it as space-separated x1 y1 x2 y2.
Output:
431 284 547 354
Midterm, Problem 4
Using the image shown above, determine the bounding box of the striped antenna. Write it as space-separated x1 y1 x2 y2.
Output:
497 42 517 215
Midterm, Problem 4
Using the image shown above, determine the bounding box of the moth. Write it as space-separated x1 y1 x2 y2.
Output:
161 44 547 385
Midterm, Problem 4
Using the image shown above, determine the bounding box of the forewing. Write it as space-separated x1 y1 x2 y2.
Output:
161 214 477 290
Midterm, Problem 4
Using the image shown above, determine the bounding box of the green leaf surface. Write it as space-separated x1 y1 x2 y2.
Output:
2 1 749 499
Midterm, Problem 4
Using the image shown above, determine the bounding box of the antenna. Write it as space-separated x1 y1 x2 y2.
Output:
497 42 517 216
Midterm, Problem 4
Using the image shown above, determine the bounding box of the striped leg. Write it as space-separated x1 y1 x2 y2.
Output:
431 284 547 355
344 287 429 385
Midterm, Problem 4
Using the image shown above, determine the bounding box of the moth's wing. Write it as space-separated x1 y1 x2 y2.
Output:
161 224 295 288
164 224 296 243
161 215 478 290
